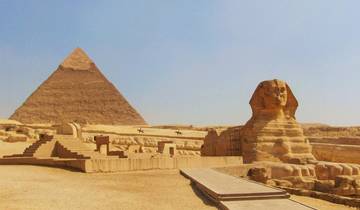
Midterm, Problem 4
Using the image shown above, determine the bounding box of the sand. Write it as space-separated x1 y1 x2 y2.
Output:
0 141 31 157
0 166 216 210
0 165 356 210
0 141 356 210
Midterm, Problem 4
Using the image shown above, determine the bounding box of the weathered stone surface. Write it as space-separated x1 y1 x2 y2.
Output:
304 125 360 164
315 162 330 180
10 48 146 125
4 133 28 142
248 166 269 183
335 176 354 187
333 175 356 196
218 161 360 197
201 129 221 156
282 176 315 190
353 178 360 195
241 79 315 163
314 180 335 193
272 179 293 187
314 161 360 181
270 164 294 178
311 142 360 164
201 127 242 156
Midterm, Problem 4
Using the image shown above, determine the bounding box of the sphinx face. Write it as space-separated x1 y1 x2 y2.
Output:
262 80 288 109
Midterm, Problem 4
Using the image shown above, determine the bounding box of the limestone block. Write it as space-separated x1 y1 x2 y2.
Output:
353 177 360 195
329 164 344 180
4 133 28 142
333 184 356 196
300 166 310 177
314 180 335 193
335 176 354 187
270 164 294 179
266 179 277 186
282 176 315 190
271 179 293 187
0 129 8 136
333 175 356 196
307 165 316 177
248 167 269 183
350 165 360 175
340 163 353 176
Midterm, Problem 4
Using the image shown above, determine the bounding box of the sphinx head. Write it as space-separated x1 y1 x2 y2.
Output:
250 79 298 119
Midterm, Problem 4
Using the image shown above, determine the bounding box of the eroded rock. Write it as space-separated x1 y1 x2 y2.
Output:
241 79 315 163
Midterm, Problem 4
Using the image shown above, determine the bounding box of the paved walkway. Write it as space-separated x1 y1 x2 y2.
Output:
180 168 316 210
220 199 316 210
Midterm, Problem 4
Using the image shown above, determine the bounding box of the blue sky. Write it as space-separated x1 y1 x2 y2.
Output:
0 1 359 126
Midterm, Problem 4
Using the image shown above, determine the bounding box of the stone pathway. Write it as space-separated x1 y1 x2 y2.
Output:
180 168 316 210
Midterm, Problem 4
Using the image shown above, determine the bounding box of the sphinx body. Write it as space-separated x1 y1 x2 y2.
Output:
241 79 315 164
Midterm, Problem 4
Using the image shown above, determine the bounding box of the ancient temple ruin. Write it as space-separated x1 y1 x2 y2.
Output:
4 123 120 159
200 79 360 201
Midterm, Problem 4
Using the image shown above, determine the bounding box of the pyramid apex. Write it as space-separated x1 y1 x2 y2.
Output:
61 47 94 70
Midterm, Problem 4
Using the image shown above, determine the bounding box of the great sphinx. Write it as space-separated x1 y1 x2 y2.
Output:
241 79 315 164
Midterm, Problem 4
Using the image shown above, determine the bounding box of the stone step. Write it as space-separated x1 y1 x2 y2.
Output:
218 194 290 201
219 199 316 210
181 168 289 200
181 168 315 210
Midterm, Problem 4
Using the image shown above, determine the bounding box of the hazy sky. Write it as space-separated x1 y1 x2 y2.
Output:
1 1 359 126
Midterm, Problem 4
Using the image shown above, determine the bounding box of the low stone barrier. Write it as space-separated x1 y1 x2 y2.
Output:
0 156 243 173
82 156 243 172
311 143 360 164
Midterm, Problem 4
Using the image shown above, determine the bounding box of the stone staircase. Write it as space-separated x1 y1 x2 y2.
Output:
4 137 54 158
55 138 108 159
24 138 55 157
4 134 112 160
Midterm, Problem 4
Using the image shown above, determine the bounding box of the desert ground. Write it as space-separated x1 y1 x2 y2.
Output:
0 166 216 210
0 130 359 209
0 165 355 210
0 141 31 157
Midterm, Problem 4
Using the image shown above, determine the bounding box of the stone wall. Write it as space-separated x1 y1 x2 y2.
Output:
201 127 242 156
82 156 242 172
0 156 243 173
311 143 360 164
83 132 203 155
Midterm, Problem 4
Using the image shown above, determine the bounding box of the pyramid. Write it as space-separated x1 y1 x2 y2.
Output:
10 48 147 125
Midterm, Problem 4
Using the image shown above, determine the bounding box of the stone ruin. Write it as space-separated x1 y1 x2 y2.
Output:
1 120 239 172
56 122 82 139
241 79 314 164
201 79 314 163
157 141 177 157
202 79 360 198
94 135 126 157
201 127 242 156
3 122 118 160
